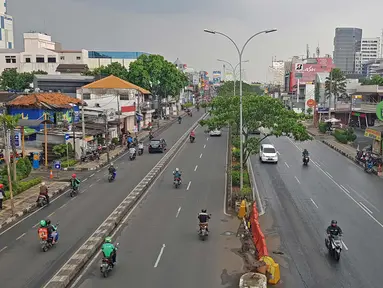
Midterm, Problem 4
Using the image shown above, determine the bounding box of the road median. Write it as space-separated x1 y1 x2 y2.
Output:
43 112 206 288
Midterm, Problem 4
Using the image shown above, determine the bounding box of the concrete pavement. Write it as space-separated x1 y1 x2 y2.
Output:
0 110 205 288
71 128 246 288
251 136 383 287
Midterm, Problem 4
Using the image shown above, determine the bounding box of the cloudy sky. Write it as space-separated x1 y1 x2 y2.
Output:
7 0 383 82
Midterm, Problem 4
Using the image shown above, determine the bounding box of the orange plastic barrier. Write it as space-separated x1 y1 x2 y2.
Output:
249 203 269 259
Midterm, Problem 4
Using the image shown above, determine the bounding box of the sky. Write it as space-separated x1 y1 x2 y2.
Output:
7 0 383 82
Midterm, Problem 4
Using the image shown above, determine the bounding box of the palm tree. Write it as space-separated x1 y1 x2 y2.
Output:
325 68 346 110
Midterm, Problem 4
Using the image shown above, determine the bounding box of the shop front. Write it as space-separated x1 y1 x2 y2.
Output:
364 127 383 155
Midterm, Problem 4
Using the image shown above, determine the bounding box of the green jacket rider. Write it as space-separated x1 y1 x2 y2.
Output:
70 174 80 189
101 237 117 265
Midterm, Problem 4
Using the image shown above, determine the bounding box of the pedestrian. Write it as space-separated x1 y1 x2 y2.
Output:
0 183 5 210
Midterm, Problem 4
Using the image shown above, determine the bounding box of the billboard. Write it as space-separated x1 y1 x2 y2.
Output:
212 70 221 85
289 57 335 93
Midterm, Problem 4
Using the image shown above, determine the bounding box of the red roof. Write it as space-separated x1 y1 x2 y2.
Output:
7 93 82 108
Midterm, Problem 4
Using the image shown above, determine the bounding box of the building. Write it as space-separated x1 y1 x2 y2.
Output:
77 75 153 133
361 59 383 78
354 37 381 75
269 60 285 88
0 0 13 49
0 32 149 74
333 27 362 74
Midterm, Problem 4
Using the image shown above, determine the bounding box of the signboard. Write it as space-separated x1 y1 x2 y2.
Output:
10 132 21 148
376 101 383 121
306 99 316 107
364 128 381 141
192 75 199 85
54 161 61 170
64 134 70 141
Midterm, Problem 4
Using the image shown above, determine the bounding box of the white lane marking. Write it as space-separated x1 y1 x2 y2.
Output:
284 162 290 168
294 176 300 184
82 178 88 182
176 207 182 218
187 181 191 190
324 171 333 178
32 222 39 228
340 185 350 194
203 144 206 148
194 165 198 171
48 212 55 218
199 153 203 158
59 203 68 209
342 240 349 251
90 173 95 177
0 246 7 253
16 233 26 240
207 138 209 141
310 198 319 209
359 202 373 215
277 151 281 155
285 137 383 229
154 244 166 268
96 178 101 182
65 115 208 288
89 184 94 188
346 185 380 212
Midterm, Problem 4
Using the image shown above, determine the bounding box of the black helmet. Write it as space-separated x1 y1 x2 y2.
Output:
331 220 337 226
46 219 51 225
201 209 207 213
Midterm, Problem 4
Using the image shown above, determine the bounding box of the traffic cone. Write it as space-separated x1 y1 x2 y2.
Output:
49 169 53 179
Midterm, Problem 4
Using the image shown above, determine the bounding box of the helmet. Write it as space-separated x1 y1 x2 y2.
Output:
46 219 51 225
175 168 179 172
40 220 47 227
72 174 76 178
331 220 337 226
201 209 207 213
110 162 114 166
0 183 3 189
41 182 46 186
105 236 112 243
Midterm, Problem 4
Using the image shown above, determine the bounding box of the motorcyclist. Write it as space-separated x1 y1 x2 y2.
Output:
198 209 211 232
178 116 182 123
326 220 342 243
190 130 196 141
39 219 55 244
129 146 136 158
302 149 309 157
101 236 117 266
46 219 58 244
108 163 116 179
70 174 80 191
36 182 49 205
138 141 144 153
173 168 182 184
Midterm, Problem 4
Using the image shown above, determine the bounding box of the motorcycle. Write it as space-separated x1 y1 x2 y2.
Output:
173 177 181 188
199 223 209 241
108 171 116 182
129 151 136 161
303 156 309 166
190 136 195 143
178 118 182 124
325 234 342 261
37 195 48 207
38 225 59 252
69 186 79 197
100 243 119 278
364 160 374 173
138 148 143 156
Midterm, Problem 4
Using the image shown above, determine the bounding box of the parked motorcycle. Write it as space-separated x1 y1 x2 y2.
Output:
325 235 342 261
37 195 48 207
303 156 309 166
173 177 181 188
100 243 119 278
199 223 209 241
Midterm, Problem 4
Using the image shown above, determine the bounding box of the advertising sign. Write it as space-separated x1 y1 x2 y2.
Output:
192 75 199 85
212 71 221 85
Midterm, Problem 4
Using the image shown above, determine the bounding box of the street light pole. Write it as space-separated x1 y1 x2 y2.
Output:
205 28 277 190
217 59 249 96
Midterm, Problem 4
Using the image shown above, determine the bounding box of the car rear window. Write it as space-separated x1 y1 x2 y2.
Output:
263 147 276 153
150 140 160 145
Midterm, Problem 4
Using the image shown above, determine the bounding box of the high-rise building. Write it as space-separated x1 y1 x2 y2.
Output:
354 37 381 75
0 0 14 49
333 27 362 74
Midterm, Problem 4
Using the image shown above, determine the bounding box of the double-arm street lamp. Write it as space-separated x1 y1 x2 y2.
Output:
217 59 249 96
204 28 277 190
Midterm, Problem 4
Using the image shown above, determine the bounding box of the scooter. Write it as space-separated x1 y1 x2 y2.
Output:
38 224 59 252
108 171 116 182
100 243 119 278
190 136 195 143
303 156 309 166
199 223 209 241
129 151 136 161
69 186 79 197
178 118 182 124
173 177 181 188
37 195 48 207
138 148 144 156
325 235 342 261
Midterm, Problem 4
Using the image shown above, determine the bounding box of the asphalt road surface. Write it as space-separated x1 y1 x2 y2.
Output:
72 128 241 288
0 110 205 288
252 136 383 287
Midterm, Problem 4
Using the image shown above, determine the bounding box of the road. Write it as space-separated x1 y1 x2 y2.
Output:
72 128 243 288
352 127 372 149
0 110 205 288
252 135 383 287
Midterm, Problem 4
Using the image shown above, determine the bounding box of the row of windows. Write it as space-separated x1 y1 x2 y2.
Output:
82 94 133 101
5 55 83 64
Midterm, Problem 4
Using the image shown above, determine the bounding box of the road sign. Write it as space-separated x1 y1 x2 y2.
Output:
14 134 19 146
306 99 316 108
64 134 70 141
54 161 61 170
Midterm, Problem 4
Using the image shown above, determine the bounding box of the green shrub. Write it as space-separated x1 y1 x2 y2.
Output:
183 102 193 108
6 177 42 199
112 137 119 145
334 131 348 143
231 136 240 149
232 148 240 161
243 171 250 186
16 158 32 180
232 170 240 186
318 122 327 133
240 185 252 197
200 103 207 108
61 159 77 167
232 163 241 171
333 128 356 143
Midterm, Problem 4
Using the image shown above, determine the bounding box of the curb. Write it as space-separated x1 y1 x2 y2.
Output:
62 112 190 172
0 184 70 230
43 112 207 288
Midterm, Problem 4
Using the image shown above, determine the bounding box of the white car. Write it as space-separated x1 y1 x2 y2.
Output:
259 144 278 163
209 128 222 136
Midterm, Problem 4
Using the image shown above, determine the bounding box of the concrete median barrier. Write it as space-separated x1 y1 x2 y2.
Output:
43 113 207 288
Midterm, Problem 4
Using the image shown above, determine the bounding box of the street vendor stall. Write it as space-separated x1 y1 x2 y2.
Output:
364 126 383 155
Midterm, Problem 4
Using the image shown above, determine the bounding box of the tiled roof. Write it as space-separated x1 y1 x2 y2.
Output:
7 93 82 108
82 75 151 94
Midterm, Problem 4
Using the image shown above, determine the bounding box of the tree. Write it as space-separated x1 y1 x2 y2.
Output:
361 75 383 85
199 94 311 165
314 82 320 103
217 81 263 96
306 107 313 115
325 68 346 109
87 62 129 80
0 69 47 91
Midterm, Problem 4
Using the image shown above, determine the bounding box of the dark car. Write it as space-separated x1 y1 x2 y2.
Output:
148 139 167 153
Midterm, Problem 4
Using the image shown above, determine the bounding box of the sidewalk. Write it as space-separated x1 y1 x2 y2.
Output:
0 181 70 230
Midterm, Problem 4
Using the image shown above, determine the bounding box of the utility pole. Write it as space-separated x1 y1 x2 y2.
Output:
71 109 76 159
116 93 121 136
44 113 48 167
81 89 86 149
103 112 110 164
328 69 333 119
2 124 14 215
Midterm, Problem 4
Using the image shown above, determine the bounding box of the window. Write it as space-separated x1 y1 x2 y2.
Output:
48 57 56 63
76 56 81 60
36 56 44 63
5 55 16 63
82 93 91 100
119 95 130 101
60 56 65 60
264 147 276 154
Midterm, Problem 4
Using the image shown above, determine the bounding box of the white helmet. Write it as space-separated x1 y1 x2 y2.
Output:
41 182 46 186
175 168 179 172
110 162 114 166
